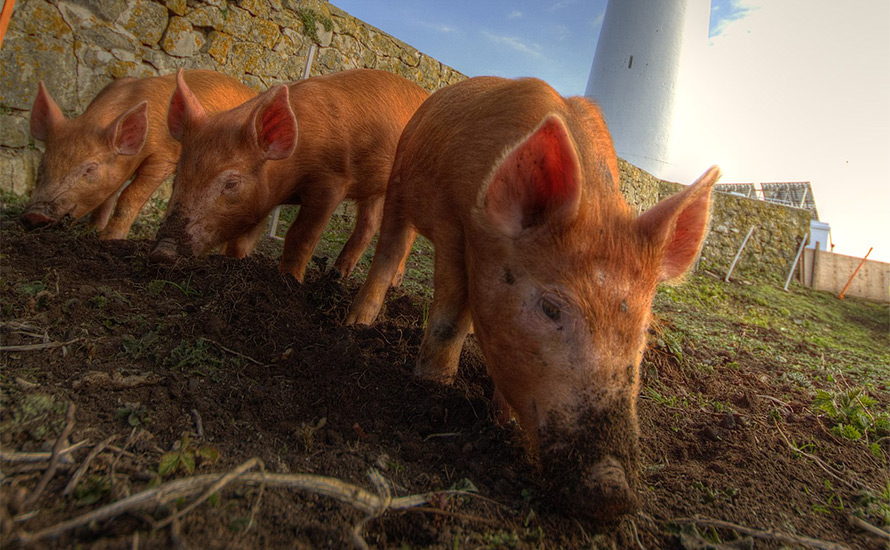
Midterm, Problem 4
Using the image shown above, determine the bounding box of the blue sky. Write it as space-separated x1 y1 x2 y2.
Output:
332 0 890 263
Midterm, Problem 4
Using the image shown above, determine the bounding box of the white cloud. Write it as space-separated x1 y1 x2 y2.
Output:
547 0 576 12
551 24 570 41
480 31 544 59
508 10 522 19
418 20 459 34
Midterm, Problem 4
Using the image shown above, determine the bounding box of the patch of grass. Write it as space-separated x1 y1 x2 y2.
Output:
121 330 159 360
148 274 200 298
0 393 67 440
164 338 228 379
813 387 890 449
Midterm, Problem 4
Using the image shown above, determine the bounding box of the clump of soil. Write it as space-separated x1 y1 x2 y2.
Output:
1 213 887 549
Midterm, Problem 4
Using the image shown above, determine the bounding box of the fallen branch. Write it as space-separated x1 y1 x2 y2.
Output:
23 402 77 510
848 514 890 541
19 461 431 547
154 458 263 530
672 516 852 550
0 338 81 352
0 440 89 463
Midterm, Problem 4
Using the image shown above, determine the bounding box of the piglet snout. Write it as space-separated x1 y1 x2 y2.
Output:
581 455 638 520
20 210 56 229
149 238 180 265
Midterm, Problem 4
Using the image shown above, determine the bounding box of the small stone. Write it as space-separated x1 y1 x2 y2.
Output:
161 17 205 58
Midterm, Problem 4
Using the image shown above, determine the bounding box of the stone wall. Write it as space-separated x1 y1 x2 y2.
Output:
660 180 814 282
0 0 465 195
617 158 660 213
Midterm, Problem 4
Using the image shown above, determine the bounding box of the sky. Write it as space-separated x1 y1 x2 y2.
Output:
331 0 890 263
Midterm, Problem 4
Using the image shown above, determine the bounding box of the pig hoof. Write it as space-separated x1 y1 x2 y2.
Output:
149 241 179 265
20 211 56 230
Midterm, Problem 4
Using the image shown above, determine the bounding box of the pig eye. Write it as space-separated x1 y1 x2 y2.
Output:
541 298 561 321
222 175 241 192
83 164 98 177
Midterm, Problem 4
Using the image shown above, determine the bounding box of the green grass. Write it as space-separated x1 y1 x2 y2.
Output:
655 274 889 389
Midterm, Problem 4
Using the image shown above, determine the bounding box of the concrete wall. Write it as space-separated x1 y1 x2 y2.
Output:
0 0 465 195
800 249 890 303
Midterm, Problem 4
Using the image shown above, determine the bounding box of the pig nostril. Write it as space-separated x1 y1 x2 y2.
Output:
149 240 179 265
583 456 638 520
20 211 56 229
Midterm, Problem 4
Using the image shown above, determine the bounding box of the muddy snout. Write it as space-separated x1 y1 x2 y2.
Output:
149 238 181 265
546 454 638 522
20 209 58 230
540 414 641 523
582 455 638 519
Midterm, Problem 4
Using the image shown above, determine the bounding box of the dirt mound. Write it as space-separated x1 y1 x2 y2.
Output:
1 216 886 549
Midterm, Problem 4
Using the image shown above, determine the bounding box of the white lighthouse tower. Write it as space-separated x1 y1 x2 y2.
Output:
585 0 711 178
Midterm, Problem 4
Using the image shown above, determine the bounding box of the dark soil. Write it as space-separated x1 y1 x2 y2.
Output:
1 211 887 549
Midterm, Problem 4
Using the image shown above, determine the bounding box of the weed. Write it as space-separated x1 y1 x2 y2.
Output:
74 475 111 506
2 393 66 440
150 274 200 298
813 387 890 447
157 434 219 478
16 280 46 297
115 402 152 427
165 338 226 375
297 8 333 43
121 331 159 360
296 417 327 452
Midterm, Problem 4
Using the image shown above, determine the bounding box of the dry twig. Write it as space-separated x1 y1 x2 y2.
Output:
154 458 263 530
848 514 890 541
22 402 76 510
0 440 89 463
672 516 852 550
775 423 868 492
18 461 431 547
207 339 264 365
63 435 118 497
0 338 81 352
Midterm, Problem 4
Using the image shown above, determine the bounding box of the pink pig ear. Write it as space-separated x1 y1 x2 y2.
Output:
252 85 297 160
636 166 721 281
30 81 65 142
108 101 149 156
168 68 207 141
483 114 582 237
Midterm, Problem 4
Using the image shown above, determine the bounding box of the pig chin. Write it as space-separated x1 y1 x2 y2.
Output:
536 397 640 522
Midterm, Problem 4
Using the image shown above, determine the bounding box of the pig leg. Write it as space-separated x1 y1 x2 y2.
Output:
89 194 117 232
414 243 472 385
278 187 346 282
345 208 417 325
332 194 384 278
221 219 268 258
101 160 171 240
